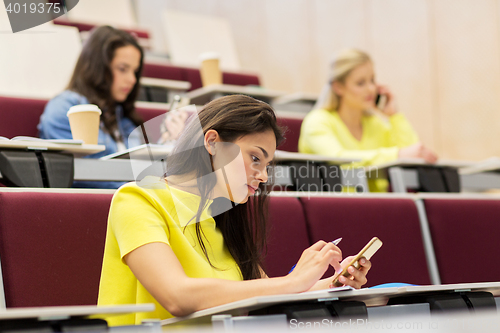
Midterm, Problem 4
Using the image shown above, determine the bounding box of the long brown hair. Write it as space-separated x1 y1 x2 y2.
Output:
166 95 284 280
67 25 144 140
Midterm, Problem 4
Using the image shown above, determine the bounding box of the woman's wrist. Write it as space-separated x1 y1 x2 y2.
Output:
307 278 331 292
384 109 398 117
280 273 311 294
387 111 403 119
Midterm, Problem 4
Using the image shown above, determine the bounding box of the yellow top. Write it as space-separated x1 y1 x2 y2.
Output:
298 109 419 191
97 177 242 326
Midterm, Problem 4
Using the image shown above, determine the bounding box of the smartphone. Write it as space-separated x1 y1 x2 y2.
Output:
375 94 386 110
331 237 383 287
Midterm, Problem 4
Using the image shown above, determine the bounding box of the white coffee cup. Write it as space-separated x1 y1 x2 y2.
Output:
67 104 102 145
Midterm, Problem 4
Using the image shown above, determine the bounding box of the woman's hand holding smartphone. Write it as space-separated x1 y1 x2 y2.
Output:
376 85 397 116
330 237 382 288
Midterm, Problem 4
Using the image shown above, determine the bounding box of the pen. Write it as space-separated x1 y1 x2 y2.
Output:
288 238 342 274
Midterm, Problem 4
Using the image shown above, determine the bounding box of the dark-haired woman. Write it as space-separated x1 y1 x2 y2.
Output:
97 95 371 326
38 25 144 188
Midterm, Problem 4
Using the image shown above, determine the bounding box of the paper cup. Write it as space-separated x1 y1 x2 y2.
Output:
66 104 102 145
199 52 222 87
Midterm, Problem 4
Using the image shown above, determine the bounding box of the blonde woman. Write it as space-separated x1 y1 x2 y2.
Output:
298 49 437 192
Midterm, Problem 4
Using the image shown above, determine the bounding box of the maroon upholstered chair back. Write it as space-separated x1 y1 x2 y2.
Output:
263 197 311 277
222 72 260 87
135 106 168 143
182 67 261 91
0 95 167 142
142 63 184 82
0 96 48 138
142 63 261 92
53 18 95 33
277 117 303 152
299 197 432 287
0 191 113 307
422 198 500 284
182 67 204 91
135 107 167 123
53 19 150 39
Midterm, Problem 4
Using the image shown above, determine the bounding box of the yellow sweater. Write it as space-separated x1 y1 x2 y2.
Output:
97 178 242 326
298 109 419 191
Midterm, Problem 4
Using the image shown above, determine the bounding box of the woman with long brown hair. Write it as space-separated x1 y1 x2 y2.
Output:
97 95 371 326
38 25 144 188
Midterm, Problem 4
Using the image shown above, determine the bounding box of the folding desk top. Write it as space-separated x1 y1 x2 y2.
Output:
161 281 500 326
0 304 154 320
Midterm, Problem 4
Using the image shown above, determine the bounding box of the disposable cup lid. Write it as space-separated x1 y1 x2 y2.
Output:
199 52 220 62
67 104 102 116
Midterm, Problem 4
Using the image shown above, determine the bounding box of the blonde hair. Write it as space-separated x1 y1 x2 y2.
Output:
314 49 372 111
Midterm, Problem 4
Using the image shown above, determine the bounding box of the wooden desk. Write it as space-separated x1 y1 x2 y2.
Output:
0 141 105 158
274 150 356 164
0 142 105 187
366 158 474 193
140 77 191 91
77 151 361 186
272 92 318 113
0 304 154 319
459 157 500 192
139 77 191 104
72 158 149 182
273 151 366 192
0 304 155 332
0 149 364 189
186 84 285 105
161 281 500 326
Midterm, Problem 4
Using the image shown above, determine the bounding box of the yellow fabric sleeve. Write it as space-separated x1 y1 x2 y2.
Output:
386 113 419 148
98 179 242 326
299 109 400 166
108 185 172 260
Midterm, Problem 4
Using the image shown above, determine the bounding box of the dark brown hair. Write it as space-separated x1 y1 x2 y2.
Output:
166 95 285 280
67 25 144 140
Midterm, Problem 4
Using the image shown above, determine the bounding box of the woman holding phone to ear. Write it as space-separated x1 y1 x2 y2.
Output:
299 49 438 192
97 95 371 326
